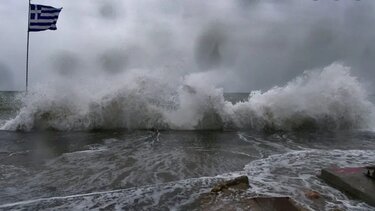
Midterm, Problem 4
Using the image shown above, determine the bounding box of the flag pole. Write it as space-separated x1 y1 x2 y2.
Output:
26 0 30 92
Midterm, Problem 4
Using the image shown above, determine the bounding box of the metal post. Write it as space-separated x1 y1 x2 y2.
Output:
26 0 30 92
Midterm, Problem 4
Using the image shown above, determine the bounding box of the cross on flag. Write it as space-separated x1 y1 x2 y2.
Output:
29 4 62 32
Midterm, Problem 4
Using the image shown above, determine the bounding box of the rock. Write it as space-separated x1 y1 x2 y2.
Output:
211 176 250 193
305 190 321 200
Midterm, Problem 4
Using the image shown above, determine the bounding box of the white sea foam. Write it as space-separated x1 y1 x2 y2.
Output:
1 149 373 210
243 149 375 210
1 63 374 131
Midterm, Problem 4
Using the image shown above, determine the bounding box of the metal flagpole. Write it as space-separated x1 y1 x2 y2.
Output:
26 0 31 92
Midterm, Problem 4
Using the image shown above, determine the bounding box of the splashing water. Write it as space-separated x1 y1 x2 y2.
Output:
243 149 375 211
1 63 374 131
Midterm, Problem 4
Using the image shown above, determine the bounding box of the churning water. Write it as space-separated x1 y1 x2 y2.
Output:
0 63 375 210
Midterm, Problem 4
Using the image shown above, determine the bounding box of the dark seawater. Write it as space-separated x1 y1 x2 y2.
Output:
0 92 374 210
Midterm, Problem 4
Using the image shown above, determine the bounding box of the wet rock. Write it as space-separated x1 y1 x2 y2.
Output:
211 175 250 193
305 190 321 200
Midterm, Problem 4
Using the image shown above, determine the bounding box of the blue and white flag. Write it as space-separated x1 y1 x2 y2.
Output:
29 4 62 32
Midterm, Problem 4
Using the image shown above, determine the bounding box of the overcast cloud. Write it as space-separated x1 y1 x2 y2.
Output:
0 0 374 92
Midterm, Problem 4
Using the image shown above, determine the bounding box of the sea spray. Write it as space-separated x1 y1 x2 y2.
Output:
230 63 375 131
1 63 374 131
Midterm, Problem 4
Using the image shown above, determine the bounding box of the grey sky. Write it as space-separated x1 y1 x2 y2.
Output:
0 0 374 92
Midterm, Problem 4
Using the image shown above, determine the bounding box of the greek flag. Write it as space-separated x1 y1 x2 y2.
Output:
29 4 62 32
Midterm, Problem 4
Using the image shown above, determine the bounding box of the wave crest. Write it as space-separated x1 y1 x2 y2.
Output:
1 63 374 131
231 63 374 131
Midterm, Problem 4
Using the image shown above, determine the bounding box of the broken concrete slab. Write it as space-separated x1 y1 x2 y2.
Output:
320 167 375 207
246 197 307 211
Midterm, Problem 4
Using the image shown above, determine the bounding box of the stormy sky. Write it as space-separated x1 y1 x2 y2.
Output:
0 0 374 92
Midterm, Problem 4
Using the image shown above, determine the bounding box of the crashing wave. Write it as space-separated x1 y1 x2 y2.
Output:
1 63 374 131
